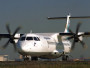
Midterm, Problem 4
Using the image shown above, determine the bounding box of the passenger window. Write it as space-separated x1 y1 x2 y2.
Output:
20 37 25 41
26 37 33 40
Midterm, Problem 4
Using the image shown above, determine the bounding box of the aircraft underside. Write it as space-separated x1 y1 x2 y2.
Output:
19 52 63 58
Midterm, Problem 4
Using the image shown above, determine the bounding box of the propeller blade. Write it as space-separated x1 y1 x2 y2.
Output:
12 42 17 51
71 40 75 50
79 40 87 49
2 40 10 49
76 22 81 34
6 24 11 35
13 27 21 36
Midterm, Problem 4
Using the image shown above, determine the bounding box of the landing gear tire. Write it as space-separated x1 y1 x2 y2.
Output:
24 57 29 61
31 57 38 61
23 56 30 61
62 55 69 61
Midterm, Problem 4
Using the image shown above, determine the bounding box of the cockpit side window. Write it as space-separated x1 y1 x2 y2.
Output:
34 37 40 41
20 37 25 41
37 37 40 41
26 37 33 40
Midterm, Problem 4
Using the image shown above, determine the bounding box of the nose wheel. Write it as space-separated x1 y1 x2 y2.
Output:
31 57 38 61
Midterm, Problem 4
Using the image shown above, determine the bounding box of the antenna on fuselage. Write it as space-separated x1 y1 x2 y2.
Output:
30 30 32 33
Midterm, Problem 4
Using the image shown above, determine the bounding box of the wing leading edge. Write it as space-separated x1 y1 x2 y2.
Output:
0 34 24 38
59 32 90 37
0 32 90 39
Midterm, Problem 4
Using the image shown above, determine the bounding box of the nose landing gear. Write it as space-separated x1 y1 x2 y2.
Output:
62 55 69 61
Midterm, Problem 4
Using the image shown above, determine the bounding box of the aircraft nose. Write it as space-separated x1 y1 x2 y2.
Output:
16 42 25 52
17 42 33 52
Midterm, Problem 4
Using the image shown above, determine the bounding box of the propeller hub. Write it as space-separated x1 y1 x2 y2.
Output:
74 34 79 42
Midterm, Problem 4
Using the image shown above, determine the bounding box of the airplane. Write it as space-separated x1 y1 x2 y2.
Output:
0 14 90 61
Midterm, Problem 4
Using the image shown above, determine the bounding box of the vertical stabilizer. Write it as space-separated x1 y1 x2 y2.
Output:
62 14 72 53
64 14 71 33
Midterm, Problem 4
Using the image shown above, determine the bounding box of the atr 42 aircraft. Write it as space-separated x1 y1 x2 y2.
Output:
0 14 90 61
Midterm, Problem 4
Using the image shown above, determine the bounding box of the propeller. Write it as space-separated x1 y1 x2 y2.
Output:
68 22 87 50
2 24 21 51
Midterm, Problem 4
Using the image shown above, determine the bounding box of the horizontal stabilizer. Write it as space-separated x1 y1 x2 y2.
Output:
48 16 90 20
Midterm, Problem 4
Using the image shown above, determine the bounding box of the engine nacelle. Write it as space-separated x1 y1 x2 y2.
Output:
51 33 60 43
51 50 63 58
14 34 21 43
78 32 83 41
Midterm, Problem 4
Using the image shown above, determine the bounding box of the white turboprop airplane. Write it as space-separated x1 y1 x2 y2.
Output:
0 14 90 61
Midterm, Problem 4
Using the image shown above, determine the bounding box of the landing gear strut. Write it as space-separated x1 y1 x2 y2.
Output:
23 56 30 61
62 55 69 61
24 57 29 61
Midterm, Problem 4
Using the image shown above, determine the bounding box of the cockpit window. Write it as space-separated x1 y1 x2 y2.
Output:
34 37 40 41
20 36 40 41
34 37 37 41
26 37 33 40
20 37 25 41
37 37 40 41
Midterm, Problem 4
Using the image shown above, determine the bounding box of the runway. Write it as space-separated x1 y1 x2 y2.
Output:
0 61 90 68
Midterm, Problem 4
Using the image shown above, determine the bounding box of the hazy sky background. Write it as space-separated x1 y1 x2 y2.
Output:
0 0 90 60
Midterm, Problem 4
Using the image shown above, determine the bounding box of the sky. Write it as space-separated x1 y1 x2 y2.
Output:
0 0 90 60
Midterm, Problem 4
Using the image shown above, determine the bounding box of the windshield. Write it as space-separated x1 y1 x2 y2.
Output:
26 37 33 40
20 36 40 41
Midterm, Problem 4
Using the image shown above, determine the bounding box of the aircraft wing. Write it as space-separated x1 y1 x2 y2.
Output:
0 34 24 39
59 32 90 37
0 32 89 39
0 34 10 38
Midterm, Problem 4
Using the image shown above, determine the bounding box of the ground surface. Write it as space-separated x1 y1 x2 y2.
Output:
0 61 90 68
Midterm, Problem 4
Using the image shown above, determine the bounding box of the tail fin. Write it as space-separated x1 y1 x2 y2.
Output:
64 14 71 33
63 14 72 53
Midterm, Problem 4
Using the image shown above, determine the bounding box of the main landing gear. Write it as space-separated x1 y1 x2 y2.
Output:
31 57 38 61
23 56 29 61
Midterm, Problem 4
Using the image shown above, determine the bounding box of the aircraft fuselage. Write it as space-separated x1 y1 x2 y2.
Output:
16 33 64 59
